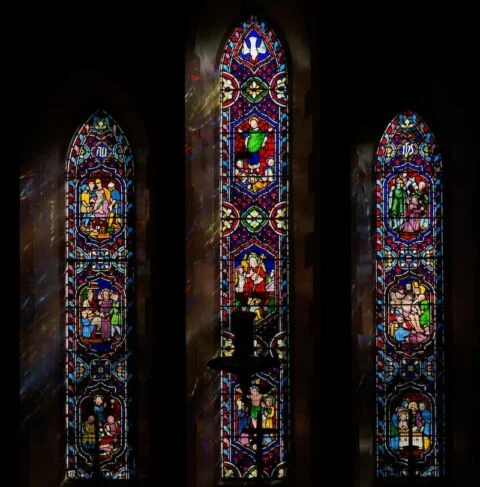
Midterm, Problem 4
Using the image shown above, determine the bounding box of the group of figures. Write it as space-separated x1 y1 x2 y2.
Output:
376 111 444 477
81 395 122 460
79 177 122 239
220 16 289 479
235 385 276 448
389 396 432 455
67 112 133 479
234 251 275 321
388 172 429 238
388 280 432 345
80 285 122 348
234 117 275 194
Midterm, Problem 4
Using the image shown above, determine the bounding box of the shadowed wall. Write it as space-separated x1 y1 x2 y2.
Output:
185 1 313 486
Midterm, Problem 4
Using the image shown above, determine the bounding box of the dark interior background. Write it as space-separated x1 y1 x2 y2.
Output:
16 1 478 486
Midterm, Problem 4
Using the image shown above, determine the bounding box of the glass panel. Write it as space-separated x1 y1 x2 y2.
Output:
375 111 444 478
219 16 290 480
65 111 134 480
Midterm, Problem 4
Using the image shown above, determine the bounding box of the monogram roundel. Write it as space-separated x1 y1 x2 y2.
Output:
375 111 444 478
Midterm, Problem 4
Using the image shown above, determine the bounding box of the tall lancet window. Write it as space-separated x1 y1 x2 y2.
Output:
375 111 445 477
65 111 134 480
219 16 290 480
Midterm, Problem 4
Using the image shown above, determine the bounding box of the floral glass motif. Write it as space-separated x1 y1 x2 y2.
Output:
65 111 133 480
376 111 444 477
219 16 289 480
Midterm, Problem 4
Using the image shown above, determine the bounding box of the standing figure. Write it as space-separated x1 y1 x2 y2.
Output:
93 395 106 424
236 397 250 445
402 195 423 234
388 178 406 230
413 282 430 334
109 292 121 337
81 415 96 450
106 398 121 419
98 289 113 341
80 183 94 229
82 289 100 338
93 179 111 233
265 269 275 293
248 386 263 429
262 396 275 429
238 117 271 173
261 395 275 444
418 401 432 450
411 180 429 229
107 181 121 232
408 402 421 432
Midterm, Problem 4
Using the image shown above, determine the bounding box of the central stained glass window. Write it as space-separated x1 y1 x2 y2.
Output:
219 16 290 480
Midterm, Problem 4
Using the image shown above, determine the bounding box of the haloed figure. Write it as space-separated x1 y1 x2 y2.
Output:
239 117 272 173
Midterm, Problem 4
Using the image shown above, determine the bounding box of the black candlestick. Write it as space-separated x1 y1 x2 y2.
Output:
407 408 417 479
207 311 282 483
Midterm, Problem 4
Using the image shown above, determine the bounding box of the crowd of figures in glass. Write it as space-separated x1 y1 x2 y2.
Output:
219 17 290 479
375 111 444 477
65 111 133 479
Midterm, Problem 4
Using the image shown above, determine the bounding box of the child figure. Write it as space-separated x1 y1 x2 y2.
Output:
235 266 246 293
234 159 249 186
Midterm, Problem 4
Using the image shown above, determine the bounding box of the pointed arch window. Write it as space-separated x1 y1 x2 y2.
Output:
65 111 134 480
219 16 290 480
375 111 445 477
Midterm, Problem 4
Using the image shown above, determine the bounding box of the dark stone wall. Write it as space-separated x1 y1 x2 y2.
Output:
17 4 168 486
310 3 478 487
17 1 477 487
185 2 313 486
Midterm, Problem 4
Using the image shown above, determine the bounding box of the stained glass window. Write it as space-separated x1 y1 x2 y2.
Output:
65 111 134 480
219 16 290 480
375 111 444 477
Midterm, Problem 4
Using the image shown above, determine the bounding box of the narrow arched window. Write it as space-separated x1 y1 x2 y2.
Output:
219 16 290 480
65 110 134 480
375 111 444 477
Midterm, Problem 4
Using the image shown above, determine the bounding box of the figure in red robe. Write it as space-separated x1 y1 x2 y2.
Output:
242 252 266 296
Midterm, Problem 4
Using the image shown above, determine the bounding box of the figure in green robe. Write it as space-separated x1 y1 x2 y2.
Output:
239 117 269 172
109 292 121 337
389 178 406 229
419 298 430 329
